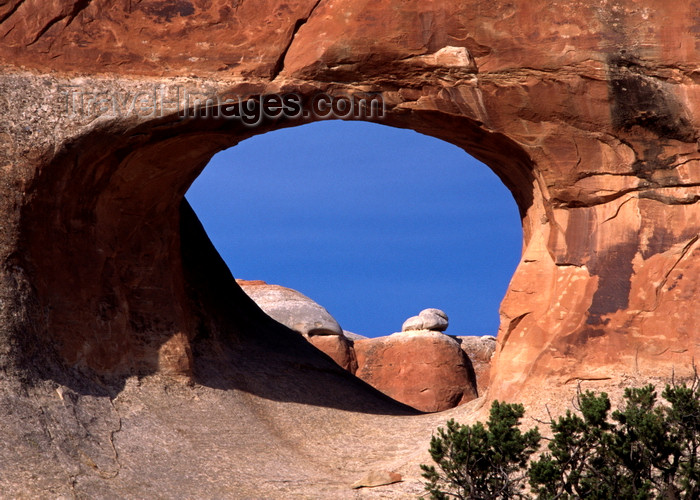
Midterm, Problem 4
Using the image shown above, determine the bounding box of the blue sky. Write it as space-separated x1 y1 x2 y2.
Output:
186 120 522 338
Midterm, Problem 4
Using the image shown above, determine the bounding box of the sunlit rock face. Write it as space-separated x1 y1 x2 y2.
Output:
355 331 479 412
237 280 358 372
0 0 698 411
1 1 699 497
402 309 449 332
237 280 343 337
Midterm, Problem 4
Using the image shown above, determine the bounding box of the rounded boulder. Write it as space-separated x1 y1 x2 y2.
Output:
237 280 342 337
401 308 449 332
354 330 477 412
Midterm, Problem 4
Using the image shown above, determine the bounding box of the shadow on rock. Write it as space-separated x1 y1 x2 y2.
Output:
180 200 420 416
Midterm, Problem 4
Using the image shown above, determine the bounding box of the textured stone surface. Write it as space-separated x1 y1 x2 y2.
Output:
352 470 403 489
0 0 699 496
237 280 343 337
343 330 368 341
237 279 358 371
308 333 359 373
355 331 478 412
402 308 449 332
455 336 497 393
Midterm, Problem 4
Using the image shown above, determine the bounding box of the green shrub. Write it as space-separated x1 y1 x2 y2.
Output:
420 401 540 499
422 374 700 500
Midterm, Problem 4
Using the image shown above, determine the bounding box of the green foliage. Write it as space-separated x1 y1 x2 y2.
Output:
528 391 624 499
662 380 700 497
420 401 540 499
423 372 700 500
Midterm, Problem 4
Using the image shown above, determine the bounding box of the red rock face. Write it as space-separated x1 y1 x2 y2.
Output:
355 332 478 412
456 336 496 393
0 0 698 404
308 334 358 374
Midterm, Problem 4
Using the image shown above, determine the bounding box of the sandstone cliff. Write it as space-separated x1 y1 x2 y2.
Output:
0 0 698 496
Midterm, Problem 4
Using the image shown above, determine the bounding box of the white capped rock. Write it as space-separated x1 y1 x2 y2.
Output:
237 280 342 337
401 308 449 332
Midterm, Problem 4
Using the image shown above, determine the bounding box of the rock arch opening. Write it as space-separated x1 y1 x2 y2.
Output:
14 93 539 409
186 120 522 339
186 120 523 411
8 75 694 412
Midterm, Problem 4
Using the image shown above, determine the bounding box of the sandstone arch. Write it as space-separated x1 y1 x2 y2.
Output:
2 0 699 495
12 86 534 388
1 0 699 404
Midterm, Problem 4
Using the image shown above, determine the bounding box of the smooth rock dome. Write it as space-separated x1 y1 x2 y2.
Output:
237 279 343 337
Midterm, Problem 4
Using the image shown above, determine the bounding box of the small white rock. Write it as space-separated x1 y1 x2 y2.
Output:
401 308 449 332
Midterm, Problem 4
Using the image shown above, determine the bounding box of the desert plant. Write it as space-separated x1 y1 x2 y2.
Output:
530 377 700 499
421 401 540 499
528 390 639 499
423 371 700 500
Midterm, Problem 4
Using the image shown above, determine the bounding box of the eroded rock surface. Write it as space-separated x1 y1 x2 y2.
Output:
351 470 403 489
237 279 358 371
0 0 699 497
355 331 479 412
308 333 359 373
456 336 497 393
1 0 697 398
